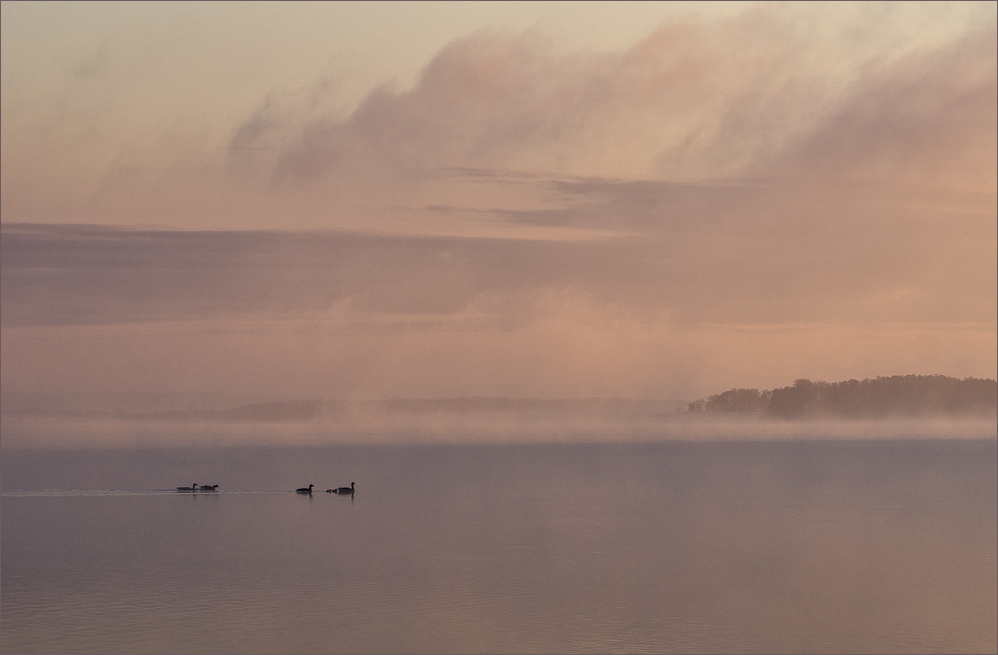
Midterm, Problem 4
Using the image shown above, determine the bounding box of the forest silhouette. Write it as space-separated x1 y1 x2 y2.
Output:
688 375 997 419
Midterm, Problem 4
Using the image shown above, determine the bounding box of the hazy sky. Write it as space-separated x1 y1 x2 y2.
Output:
1 1 995 403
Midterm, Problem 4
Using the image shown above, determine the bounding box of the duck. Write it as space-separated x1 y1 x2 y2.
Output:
177 483 198 492
296 484 314 495
199 484 219 491
328 482 355 495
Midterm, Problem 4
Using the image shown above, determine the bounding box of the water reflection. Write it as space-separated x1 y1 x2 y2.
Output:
2 439 996 653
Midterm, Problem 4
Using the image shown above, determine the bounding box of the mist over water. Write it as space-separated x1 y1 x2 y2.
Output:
3 437 996 654
3 411 996 450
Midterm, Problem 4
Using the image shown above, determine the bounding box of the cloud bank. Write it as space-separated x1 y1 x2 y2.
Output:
236 5 996 195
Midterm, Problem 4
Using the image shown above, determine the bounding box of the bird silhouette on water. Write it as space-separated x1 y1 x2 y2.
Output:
177 483 198 492
327 482 355 495
296 484 314 495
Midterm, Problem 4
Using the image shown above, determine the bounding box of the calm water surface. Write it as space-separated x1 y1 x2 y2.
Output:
2 439 996 654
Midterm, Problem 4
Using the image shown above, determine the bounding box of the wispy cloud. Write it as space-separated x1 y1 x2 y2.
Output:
230 6 994 194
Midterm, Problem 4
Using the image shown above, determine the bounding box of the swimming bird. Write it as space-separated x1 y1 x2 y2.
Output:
177 483 198 492
296 484 314 495
328 482 355 495
199 484 219 491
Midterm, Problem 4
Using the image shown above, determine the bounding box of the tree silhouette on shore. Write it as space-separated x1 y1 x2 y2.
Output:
688 375 997 419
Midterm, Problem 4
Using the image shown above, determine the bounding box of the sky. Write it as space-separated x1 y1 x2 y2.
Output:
1 1 996 407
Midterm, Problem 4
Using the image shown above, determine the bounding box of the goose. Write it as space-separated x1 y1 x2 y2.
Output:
199 484 219 491
177 483 198 492
296 484 314 495
328 482 355 495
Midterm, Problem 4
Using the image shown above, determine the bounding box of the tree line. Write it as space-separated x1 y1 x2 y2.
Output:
687 375 997 419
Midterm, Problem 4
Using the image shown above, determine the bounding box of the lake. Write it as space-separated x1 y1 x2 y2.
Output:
2 438 996 653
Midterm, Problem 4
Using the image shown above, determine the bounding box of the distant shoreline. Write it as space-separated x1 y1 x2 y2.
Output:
3 374 994 448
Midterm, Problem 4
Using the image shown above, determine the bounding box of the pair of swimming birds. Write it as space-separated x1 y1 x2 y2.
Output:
297 482 355 495
176 483 217 492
